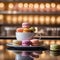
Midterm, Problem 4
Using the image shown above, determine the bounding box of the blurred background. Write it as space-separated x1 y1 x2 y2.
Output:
0 0 60 60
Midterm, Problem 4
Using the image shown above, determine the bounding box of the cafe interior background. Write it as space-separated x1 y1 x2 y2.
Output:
0 0 60 60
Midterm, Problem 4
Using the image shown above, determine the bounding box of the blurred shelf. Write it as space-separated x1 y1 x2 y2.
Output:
0 24 60 27
0 0 60 2
0 24 21 26
0 11 60 15
0 36 60 40
0 36 16 39
34 36 60 40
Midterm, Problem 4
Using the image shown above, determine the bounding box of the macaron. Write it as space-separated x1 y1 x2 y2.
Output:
16 28 23 32
22 40 31 46
30 39 40 46
23 28 30 32
13 40 22 46
50 44 60 51
22 22 30 28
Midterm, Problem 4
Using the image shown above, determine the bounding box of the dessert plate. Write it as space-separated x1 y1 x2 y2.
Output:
7 43 48 51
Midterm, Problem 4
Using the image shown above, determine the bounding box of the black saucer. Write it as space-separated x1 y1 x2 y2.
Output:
7 43 48 51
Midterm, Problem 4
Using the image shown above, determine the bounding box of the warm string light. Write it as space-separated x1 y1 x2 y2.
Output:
23 3 28 12
28 15 33 24
8 3 14 11
39 3 45 12
0 3 60 12
51 3 56 12
0 15 4 23
13 3 18 11
29 3 34 12
18 15 23 24
34 3 39 12
23 15 28 22
18 3 23 11
51 3 56 8
56 4 60 11
50 16 56 24
0 3 5 10
45 16 50 25
34 15 39 25
39 16 45 24
12 16 17 24
6 15 12 24
1 15 60 25
56 16 60 24
45 3 50 12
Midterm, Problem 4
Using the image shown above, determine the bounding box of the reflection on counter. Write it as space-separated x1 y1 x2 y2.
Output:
0 39 60 60
0 50 60 60
50 51 60 56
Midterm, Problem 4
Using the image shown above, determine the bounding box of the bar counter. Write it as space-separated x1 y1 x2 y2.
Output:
0 49 60 60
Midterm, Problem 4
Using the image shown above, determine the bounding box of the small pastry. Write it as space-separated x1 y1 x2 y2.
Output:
30 39 40 46
16 28 23 32
13 40 22 46
50 44 60 51
22 22 30 28
23 28 30 32
22 40 31 46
